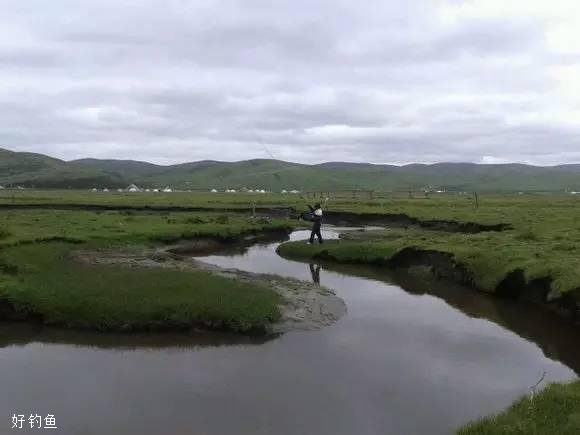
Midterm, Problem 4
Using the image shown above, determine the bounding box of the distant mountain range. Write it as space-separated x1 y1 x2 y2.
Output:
1 147 580 192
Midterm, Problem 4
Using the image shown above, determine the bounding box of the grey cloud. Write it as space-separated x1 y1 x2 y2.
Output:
0 0 578 165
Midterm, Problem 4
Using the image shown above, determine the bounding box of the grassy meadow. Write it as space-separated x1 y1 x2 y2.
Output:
3 190 580 298
0 207 294 332
458 381 580 435
1 189 580 431
276 193 580 296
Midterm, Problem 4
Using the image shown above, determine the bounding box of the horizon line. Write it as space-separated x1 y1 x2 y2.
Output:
2 146 580 168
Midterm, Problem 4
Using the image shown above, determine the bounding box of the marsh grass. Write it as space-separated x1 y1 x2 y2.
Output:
459 381 580 435
278 226 580 295
0 209 294 247
0 209 293 332
0 243 281 332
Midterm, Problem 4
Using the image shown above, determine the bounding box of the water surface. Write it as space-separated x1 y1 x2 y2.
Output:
0 228 577 435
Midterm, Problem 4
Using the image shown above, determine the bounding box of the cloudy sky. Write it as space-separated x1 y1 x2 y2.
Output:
1 0 580 165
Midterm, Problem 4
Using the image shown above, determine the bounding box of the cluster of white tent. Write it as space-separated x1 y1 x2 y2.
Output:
90 185 302 194
91 184 173 193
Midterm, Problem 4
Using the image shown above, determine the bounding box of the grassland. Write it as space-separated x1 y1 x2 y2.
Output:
458 381 580 435
1 190 579 429
274 192 580 297
1 189 579 225
4 191 580 298
277 225 580 296
0 243 281 332
0 208 293 247
0 208 294 333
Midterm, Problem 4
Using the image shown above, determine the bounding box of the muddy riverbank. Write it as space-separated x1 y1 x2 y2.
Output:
73 245 346 334
278 237 580 331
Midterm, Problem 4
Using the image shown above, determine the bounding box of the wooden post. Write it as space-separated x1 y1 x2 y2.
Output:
474 192 479 209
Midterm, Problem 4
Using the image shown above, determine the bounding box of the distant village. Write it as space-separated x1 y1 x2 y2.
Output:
1 183 579 196
88 184 302 194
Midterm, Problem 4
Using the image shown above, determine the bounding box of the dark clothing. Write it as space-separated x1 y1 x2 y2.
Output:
309 221 323 244
308 204 324 243
307 204 323 243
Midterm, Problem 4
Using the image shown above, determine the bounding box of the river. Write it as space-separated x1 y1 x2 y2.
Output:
0 228 578 434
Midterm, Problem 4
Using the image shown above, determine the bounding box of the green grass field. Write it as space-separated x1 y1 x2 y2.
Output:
277 225 580 296
0 243 281 332
1 190 580 431
459 381 580 435
0 208 294 333
272 191 580 296
0 208 294 247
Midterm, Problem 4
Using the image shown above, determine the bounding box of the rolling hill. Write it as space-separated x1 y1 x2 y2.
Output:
1 147 580 192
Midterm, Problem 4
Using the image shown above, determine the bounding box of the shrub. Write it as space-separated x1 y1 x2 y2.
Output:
515 230 539 241
185 216 208 224
215 215 229 224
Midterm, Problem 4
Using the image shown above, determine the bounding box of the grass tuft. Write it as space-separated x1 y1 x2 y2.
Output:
458 381 580 435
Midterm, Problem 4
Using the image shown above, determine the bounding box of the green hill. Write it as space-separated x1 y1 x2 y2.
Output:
1 147 580 192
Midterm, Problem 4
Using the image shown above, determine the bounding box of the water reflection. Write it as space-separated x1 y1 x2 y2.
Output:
308 263 321 285
0 322 275 350
288 249 580 378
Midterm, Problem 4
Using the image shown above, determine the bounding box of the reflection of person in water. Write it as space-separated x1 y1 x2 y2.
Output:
309 263 321 285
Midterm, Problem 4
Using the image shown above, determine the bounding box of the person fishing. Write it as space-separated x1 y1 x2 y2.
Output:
306 202 323 244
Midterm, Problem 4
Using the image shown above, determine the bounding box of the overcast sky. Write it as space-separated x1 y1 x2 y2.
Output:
1 0 580 165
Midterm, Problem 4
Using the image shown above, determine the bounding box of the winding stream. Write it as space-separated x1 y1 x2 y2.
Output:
0 228 578 435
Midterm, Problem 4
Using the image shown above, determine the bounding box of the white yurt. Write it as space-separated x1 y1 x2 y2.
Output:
126 183 141 192
162 186 172 193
